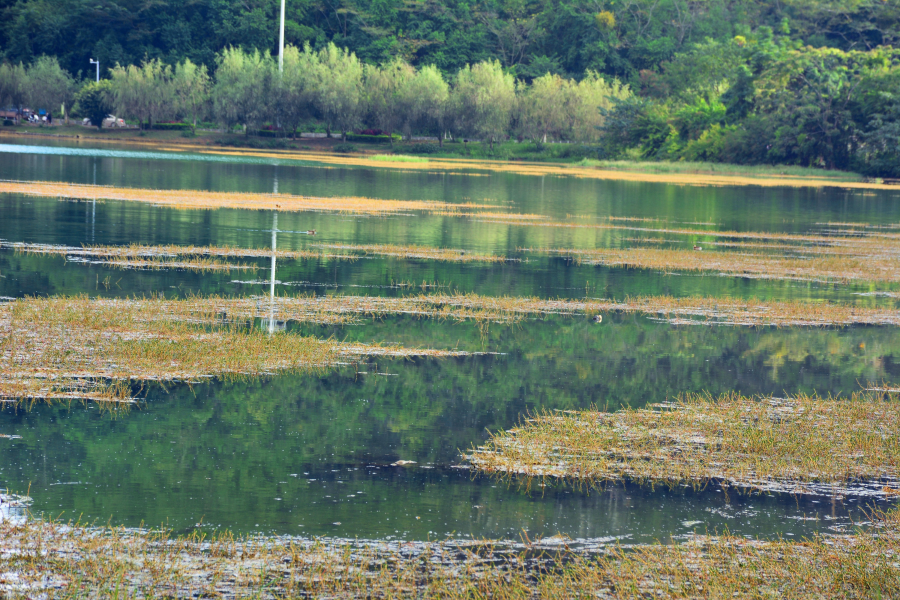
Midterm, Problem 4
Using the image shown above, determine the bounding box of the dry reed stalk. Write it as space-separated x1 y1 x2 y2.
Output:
2 509 899 598
467 392 900 497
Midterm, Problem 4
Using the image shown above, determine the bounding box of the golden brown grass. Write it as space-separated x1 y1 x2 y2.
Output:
0 180 502 216
0 296 472 404
2 509 899 598
313 243 510 263
467 392 900 497
531 246 900 283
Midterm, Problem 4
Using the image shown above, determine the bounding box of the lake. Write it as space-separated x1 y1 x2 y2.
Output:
1 138 897 543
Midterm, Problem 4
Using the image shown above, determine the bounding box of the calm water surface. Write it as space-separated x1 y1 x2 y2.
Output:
0 139 896 541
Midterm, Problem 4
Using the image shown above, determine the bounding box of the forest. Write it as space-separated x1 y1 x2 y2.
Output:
0 0 898 175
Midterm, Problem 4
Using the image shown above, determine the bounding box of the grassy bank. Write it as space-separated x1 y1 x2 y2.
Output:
3 509 899 598
466 392 900 497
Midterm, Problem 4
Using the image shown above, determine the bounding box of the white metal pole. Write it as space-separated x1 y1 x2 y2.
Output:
278 0 286 73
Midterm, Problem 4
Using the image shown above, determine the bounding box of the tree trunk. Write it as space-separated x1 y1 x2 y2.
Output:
389 129 393 146
342 130 346 142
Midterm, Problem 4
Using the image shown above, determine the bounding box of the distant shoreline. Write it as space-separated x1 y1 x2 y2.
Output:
1 128 894 191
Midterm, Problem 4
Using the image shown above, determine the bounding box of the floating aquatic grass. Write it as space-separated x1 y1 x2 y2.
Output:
0 296 473 404
0 180 495 216
2 509 899 598
530 246 900 283
466 392 900 498
312 243 511 263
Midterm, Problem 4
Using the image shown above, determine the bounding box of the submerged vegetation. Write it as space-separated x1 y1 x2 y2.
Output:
467 392 900 498
3 508 900 599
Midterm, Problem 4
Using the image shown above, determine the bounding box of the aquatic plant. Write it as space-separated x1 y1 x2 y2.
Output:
2 508 898 598
466 392 900 497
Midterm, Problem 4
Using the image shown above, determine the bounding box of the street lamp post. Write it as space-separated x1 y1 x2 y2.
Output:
89 58 99 82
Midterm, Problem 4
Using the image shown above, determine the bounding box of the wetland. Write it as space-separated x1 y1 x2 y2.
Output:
1 138 899 597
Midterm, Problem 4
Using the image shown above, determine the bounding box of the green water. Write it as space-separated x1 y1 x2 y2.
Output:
0 138 897 541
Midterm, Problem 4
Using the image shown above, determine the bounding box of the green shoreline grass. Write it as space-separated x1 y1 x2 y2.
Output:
3 509 899 598
466 392 900 498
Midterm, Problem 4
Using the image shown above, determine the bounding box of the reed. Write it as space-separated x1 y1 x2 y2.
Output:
2 508 899 598
466 391 900 497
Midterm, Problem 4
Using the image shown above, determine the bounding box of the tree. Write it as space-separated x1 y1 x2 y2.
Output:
564 71 631 142
402 65 450 145
314 43 364 141
517 73 568 143
451 60 516 149
25 56 75 122
173 59 211 132
212 47 274 134
74 80 114 130
365 58 414 144
0 62 29 119
273 44 319 138
109 59 176 130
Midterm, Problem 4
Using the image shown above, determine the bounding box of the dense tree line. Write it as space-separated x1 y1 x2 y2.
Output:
1 1 897 83
0 45 630 147
0 1 898 174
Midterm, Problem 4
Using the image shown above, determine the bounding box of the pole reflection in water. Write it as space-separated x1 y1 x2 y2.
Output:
268 211 277 334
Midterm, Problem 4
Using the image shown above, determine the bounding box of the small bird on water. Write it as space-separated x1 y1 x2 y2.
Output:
693 245 702 251
593 314 603 323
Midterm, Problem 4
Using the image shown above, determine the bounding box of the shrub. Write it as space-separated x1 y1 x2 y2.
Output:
333 143 357 153
151 122 191 131
404 143 443 154
3 119 13 126
345 133 401 144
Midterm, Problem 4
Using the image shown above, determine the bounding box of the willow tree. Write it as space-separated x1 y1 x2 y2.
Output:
517 73 568 144
25 56 75 122
274 44 319 138
173 59 210 132
564 71 630 142
452 60 515 149
402 64 450 145
314 43 364 141
366 58 414 144
212 47 274 134
109 59 175 129
0 62 28 118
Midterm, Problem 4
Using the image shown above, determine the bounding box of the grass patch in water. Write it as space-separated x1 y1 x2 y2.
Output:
0 296 475 405
467 392 900 497
3 508 899 598
370 154 428 163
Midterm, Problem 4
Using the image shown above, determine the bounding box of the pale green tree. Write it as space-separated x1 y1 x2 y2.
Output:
173 59 211 132
212 47 275 134
0 62 29 118
564 71 630 142
273 44 319 138
25 56 75 122
314 43 364 141
365 58 415 144
451 60 516 149
109 59 176 129
400 64 450 144
517 73 568 143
